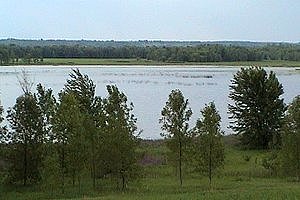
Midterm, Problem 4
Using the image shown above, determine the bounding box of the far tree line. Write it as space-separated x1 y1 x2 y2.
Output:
0 67 299 192
1 44 300 65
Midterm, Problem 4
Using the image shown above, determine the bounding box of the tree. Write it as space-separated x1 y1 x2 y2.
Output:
159 89 192 186
35 83 57 142
102 85 140 190
280 96 300 180
6 93 45 185
190 102 224 187
0 100 6 138
40 148 60 194
1 71 46 185
0 100 7 168
52 92 87 193
229 67 285 149
63 69 98 189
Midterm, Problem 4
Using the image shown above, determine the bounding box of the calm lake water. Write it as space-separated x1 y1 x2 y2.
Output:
0 66 300 139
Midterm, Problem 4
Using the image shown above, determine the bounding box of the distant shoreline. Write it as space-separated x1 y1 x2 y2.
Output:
2 58 300 68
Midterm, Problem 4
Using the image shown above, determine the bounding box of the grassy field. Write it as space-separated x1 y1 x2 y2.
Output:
17 58 300 67
42 58 162 65
1 138 300 200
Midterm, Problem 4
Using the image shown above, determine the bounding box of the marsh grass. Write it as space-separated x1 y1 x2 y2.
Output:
1 141 300 199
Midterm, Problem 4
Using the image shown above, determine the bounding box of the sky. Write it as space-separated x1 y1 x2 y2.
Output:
0 0 299 42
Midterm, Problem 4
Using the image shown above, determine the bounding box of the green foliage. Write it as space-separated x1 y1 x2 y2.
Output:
160 89 192 186
52 92 88 192
101 85 140 189
229 67 285 149
5 93 45 185
0 101 6 140
242 154 251 162
2 43 300 65
261 152 280 175
40 148 60 193
279 96 300 180
63 68 98 188
35 83 57 134
190 102 225 185
2 144 300 200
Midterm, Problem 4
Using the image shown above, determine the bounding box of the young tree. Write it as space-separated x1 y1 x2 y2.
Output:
0 101 7 169
1 72 50 185
63 69 98 189
35 83 57 141
53 92 87 193
280 96 300 180
6 93 45 185
0 101 6 138
190 102 224 187
159 89 192 186
40 148 60 194
229 67 285 149
102 85 140 190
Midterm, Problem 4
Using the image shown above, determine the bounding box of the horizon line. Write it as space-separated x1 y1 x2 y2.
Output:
1 37 299 44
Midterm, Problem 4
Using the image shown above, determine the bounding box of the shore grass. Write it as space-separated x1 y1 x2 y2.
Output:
1 139 300 200
11 58 300 67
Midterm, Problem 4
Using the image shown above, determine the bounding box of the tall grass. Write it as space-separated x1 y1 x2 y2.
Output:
1 140 300 199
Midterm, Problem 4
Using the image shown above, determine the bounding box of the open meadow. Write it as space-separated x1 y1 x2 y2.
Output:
14 58 300 67
1 138 300 200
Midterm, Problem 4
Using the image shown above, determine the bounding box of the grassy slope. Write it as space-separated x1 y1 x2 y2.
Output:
16 58 300 67
1 139 300 200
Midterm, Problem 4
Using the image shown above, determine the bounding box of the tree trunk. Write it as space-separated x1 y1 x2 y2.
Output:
61 145 65 194
179 137 182 186
92 137 96 190
122 173 125 190
297 140 300 182
209 135 212 189
72 170 75 186
23 142 28 186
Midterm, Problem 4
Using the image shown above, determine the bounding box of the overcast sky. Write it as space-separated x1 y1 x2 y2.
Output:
0 0 299 42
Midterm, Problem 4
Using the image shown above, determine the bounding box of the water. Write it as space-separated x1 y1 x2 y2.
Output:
0 66 300 139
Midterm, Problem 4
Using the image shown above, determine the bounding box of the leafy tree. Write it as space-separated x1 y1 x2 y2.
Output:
35 83 57 141
190 102 224 187
280 96 300 180
159 89 192 186
52 92 87 192
102 85 140 189
40 148 60 194
63 69 98 188
0 101 7 173
6 93 45 185
229 67 285 149
0 101 6 138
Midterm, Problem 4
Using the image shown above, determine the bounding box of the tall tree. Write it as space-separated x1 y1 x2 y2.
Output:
190 102 224 187
102 85 140 190
35 83 57 141
280 96 300 180
6 93 45 185
0 100 7 166
229 67 285 149
159 89 192 186
0 100 6 138
53 92 87 192
63 69 98 189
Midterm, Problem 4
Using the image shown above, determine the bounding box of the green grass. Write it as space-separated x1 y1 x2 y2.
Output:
1 141 300 200
13 58 300 67
42 58 162 65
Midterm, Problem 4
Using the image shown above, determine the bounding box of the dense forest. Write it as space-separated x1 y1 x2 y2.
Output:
1 43 300 65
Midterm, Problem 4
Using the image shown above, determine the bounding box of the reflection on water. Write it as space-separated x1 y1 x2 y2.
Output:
0 66 300 139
